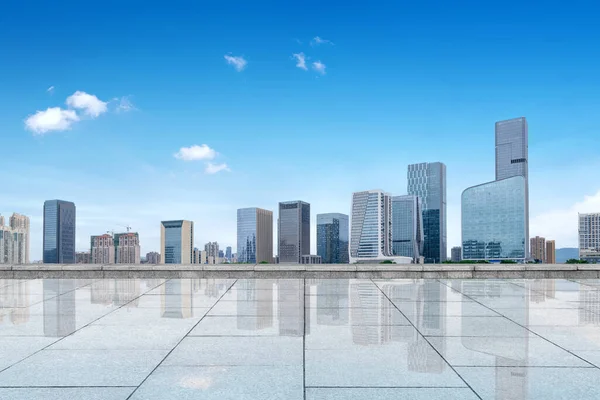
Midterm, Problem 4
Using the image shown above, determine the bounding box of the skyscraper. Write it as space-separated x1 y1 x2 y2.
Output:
278 201 310 263
391 195 423 263
530 236 546 263
9 213 30 264
350 190 411 264
407 162 447 263
317 213 349 264
579 213 600 263
160 220 194 264
204 242 220 263
115 232 141 264
495 117 529 257
91 234 115 264
0 213 30 264
451 246 462 262
237 208 273 264
226 246 232 262
546 240 556 264
146 251 161 264
43 200 76 264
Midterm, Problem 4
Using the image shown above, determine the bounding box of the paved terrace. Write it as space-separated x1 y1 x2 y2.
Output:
1 264 599 279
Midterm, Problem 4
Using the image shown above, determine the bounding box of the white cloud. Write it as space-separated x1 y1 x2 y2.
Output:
312 61 326 75
311 36 333 46
66 91 108 117
205 162 230 174
224 55 247 72
292 53 307 70
24 107 80 134
530 190 600 248
115 96 135 112
174 144 217 161
47 86 55 94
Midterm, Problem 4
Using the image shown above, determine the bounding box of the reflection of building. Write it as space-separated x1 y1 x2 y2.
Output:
391 195 423 262
237 208 273 263
546 240 556 264
350 190 411 264
315 280 349 325
451 246 462 262
407 162 447 263
160 220 194 264
43 280 76 337
90 279 141 307
146 251 161 264
236 280 274 330
43 200 76 264
579 213 600 263
161 280 193 318
115 232 141 264
278 280 306 336
579 285 600 325
530 236 546 263
0 279 30 325
462 176 527 261
316 213 349 264
278 201 310 264
91 234 115 264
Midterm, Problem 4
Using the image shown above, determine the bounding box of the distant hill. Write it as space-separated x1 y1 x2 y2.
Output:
556 248 579 263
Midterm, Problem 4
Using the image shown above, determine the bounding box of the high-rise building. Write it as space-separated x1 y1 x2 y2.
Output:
115 232 141 264
91 234 115 264
193 247 205 264
407 162 447 263
238 208 274 263
226 246 232 262
391 195 423 263
579 213 600 263
278 201 310 263
43 200 76 264
160 220 194 264
495 117 529 257
546 240 556 264
75 251 90 264
350 190 411 264
462 176 527 261
146 251 161 264
9 213 30 264
530 236 546 263
451 246 462 262
204 242 220 263
316 213 349 264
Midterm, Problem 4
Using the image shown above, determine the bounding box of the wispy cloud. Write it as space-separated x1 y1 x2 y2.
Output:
311 36 333 46
24 107 79 134
312 61 326 75
224 55 247 72
174 144 217 161
115 96 135 113
292 53 307 70
47 86 55 94
205 162 230 174
66 91 108 117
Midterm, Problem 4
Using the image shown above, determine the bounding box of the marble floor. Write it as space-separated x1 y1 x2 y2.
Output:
1 277 600 399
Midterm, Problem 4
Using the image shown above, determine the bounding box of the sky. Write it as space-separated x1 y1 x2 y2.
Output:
1 1 600 260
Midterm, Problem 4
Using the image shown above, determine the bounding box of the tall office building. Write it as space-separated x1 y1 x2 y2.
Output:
391 195 423 263
9 213 30 264
350 190 411 264
451 246 462 262
579 213 600 263
160 220 194 264
146 251 161 264
407 162 447 263
546 240 556 264
91 234 115 264
115 232 141 264
237 208 273 264
530 236 546 263
495 117 529 257
43 200 76 264
204 242 220 263
317 213 349 264
462 176 527 261
278 201 310 263
226 246 232 262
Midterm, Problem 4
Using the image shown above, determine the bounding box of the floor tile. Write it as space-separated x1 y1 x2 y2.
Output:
0 387 135 400
306 387 480 400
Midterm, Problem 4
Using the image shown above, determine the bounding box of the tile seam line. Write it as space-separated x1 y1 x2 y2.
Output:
125 278 239 400
436 279 600 369
371 279 484 400
0 279 170 374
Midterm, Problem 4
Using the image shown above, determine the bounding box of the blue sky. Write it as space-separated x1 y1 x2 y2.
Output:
1 1 600 260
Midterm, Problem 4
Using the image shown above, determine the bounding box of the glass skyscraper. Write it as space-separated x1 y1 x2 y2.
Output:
43 200 76 264
391 195 423 262
160 220 194 264
407 162 447 263
462 176 527 261
278 201 310 263
237 207 273 264
316 213 349 264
